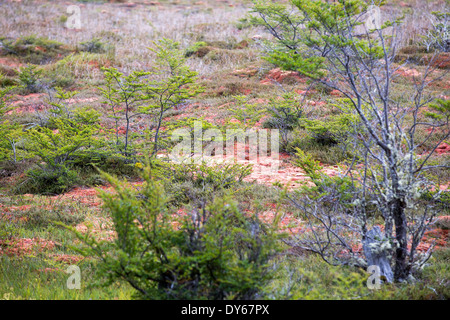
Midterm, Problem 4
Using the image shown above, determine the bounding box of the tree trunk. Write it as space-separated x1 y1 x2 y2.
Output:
392 198 409 282
363 226 394 283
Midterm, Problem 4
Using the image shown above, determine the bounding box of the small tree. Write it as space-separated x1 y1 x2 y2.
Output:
264 92 305 147
143 39 203 156
24 90 102 193
253 0 450 282
227 95 266 130
25 108 100 167
100 39 203 158
100 67 150 156
17 65 44 93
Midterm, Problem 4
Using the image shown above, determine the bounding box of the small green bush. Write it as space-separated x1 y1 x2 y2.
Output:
17 90 103 194
263 92 304 149
18 166 79 195
17 65 44 93
0 78 23 163
71 169 281 300
185 41 208 57
79 38 106 54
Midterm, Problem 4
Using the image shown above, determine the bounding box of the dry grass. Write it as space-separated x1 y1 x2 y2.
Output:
0 0 259 74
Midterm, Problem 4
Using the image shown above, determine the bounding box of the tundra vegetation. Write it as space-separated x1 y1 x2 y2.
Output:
0 0 448 300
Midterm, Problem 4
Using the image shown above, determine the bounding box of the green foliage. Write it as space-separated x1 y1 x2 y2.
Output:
248 0 327 78
293 147 354 203
185 41 208 57
70 170 281 299
227 95 265 129
300 112 359 146
19 166 79 194
249 0 307 50
251 0 387 79
165 161 253 206
17 65 44 93
293 147 324 183
263 92 304 148
14 201 86 229
266 51 327 79
99 67 150 155
420 189 450 213
268 255 395 299
0 256 133 300
390 248 450 299
79 38 106 53
25 107 101 171
234 17 253 31
287 130 354 164
12 35 63 51
143 39 204 155
19 90 102 193
0 75 17 88
425 98 450 121
44 52 111 87
265 93 303 130
0 35 67 64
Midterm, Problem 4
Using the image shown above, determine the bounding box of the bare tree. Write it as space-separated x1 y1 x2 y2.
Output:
253 0 449 282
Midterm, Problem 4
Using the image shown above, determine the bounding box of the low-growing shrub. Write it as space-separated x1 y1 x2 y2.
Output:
17 166 79 195
165 161 253 206
1 35 68 64
71 170 281 300
299 112 359 147
184 41 209 58
14 202 86 229
79 38 107 54
17 65 45 93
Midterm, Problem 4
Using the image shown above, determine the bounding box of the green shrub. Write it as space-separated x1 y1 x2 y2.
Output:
19 166 79 195
19 91 103 194
71 170 281 300
101 39 203 157
44 52 110 87
390 248 450 299
17 65 44 93
420 189 450 213
299 112 359 146
263 92 304 148
227 95 265 130
0 76 18 88
24 100 101 171
165 161 253 206
79 38 106 53
1 35 68 64
14 202 86 229
185 41 208 57
287 131 354 165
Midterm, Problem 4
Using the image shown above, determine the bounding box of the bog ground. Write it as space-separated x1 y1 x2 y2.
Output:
0 0 449 300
